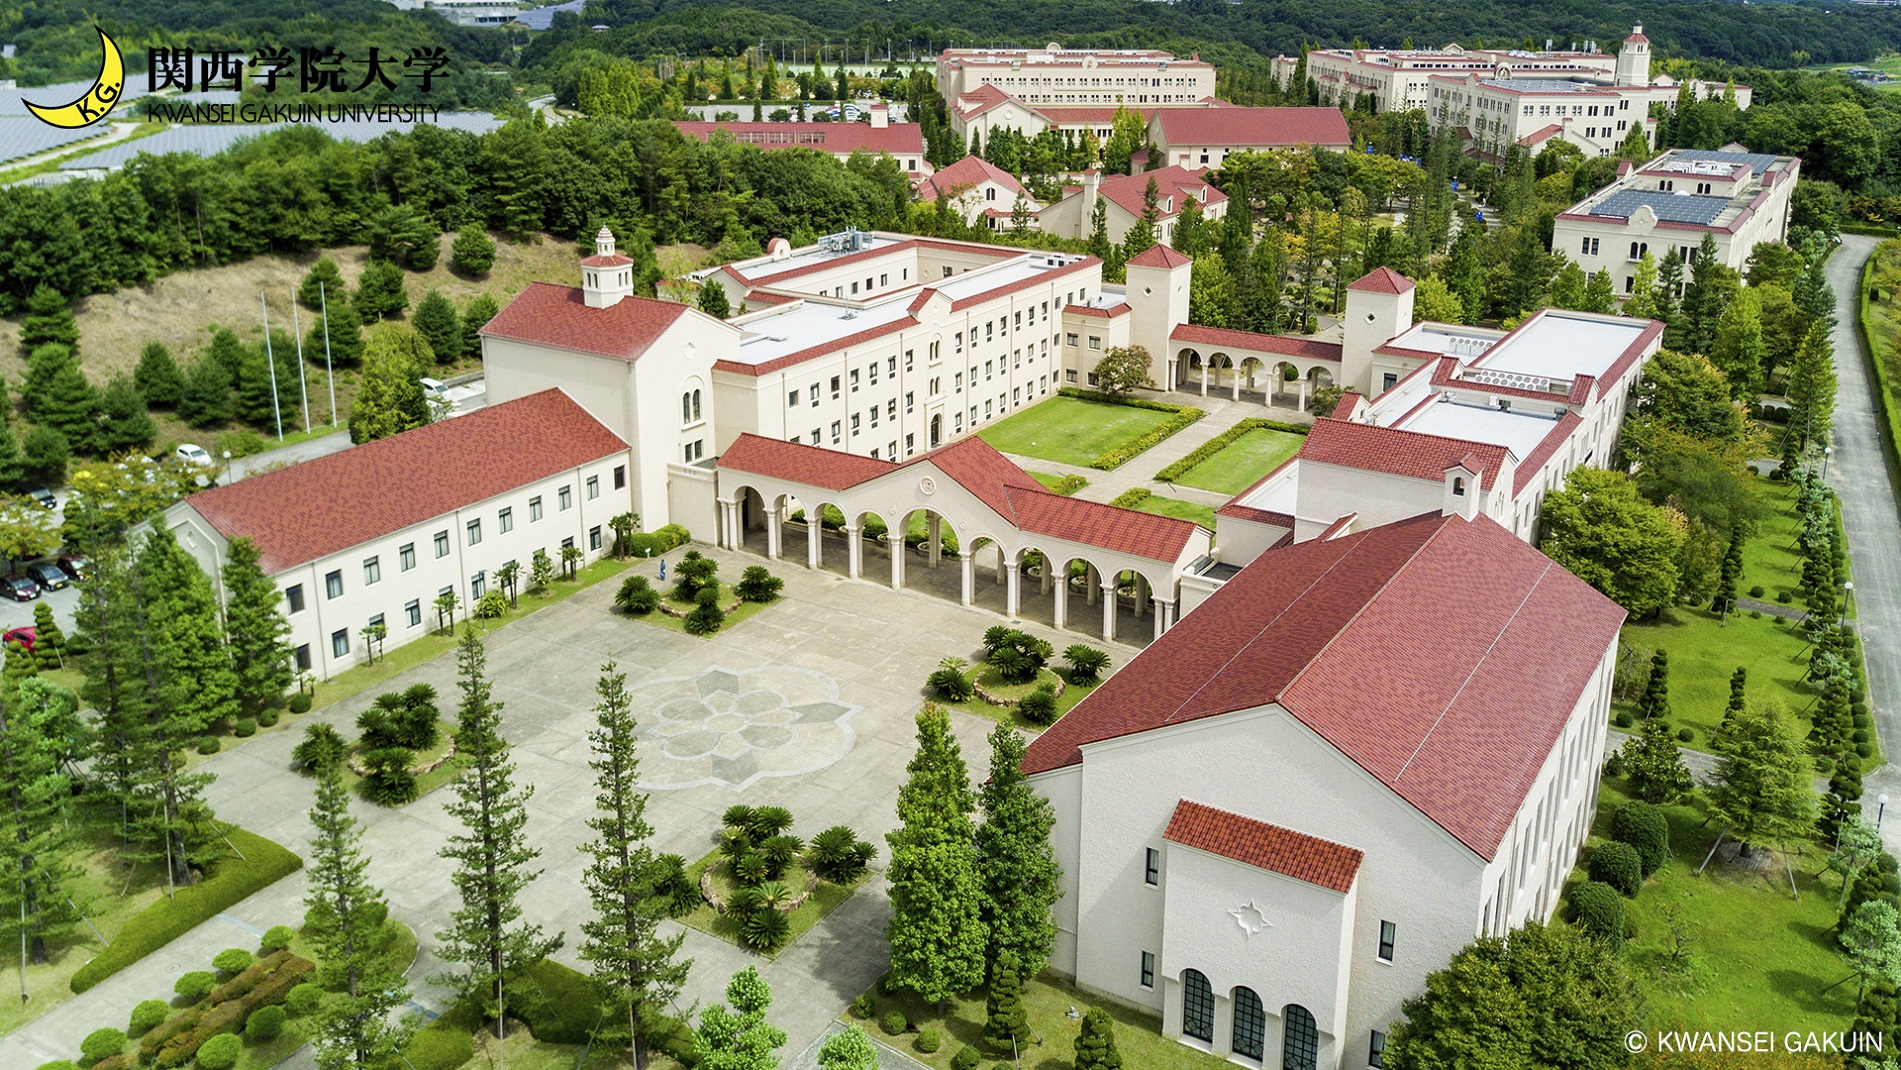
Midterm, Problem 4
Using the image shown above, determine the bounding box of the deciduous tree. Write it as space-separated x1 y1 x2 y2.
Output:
348 326 433 444
886 703 986 1006
1538 469 1684 619
1092 345 1155 398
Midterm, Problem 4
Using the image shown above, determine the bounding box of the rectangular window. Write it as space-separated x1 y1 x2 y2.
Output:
614 464 627 489
904 349 914 371
880 273 888 286
589 526 603 551
1145 848 1160 885
986 322 994 342
887 399 897 420
406 599 422 628
586 475 599 500
831 375 841 399
887 355 897 376
331 629 349 658
831 421 842 444
955 331 963 353
559 486 573 511
325 570 343 599
1088 335 1101 350
530 497 544 522
1140 951 1155 989
368 612 385 636
295 643 311 671
869 363 878 384
684 440 704 463
788 389 800 408
870 406 879 428
1382 373 1399 391
499 507 513 534
471 571 486 599
1370 1031 1388 1069
363 556 381 586
810 429 821 445
467 518 482 546
399 543 415 572
905 391 915 413
905 433 915 455
285 584 305 613
562 536 574 550
1378 920 1397 962
435 531 451 558
852 413 862 434
985 361 993 380
851 369 861 392
1067 332 1080 347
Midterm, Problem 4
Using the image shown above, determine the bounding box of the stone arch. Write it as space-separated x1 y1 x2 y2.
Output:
1175 346 1204 390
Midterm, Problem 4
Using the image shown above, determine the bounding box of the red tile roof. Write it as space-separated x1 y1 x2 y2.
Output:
1065 303 1130 319
1033 105 1163 126
917 155 1028 202
181 390 628 575
1022 512 1626 859
1171 323 1343 362
1299 417 1512 489
579 253 633 267
1347 266 1415 295
1094 166 1226 222
715 434 1201 562
1511 411 1585 494
1152 107 1351 149
479 283 692 361
1126 245 1192 270
676 121 926 159
1165 800 1363 892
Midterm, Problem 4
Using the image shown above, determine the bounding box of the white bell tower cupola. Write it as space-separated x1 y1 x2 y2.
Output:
581 225 636 309
1615 25 1650 88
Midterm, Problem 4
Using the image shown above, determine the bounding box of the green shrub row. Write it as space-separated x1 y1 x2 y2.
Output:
71 827 303 993
400 966 699 1070
1109 487 1153 510
1046 473 1089 496
1056 386 1192 414
624 524 693 559
514 959 602 1044
1153 417 1307 482
142 950 314 1068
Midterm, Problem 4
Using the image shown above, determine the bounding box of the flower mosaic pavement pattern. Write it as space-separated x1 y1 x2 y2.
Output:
634 665 860 790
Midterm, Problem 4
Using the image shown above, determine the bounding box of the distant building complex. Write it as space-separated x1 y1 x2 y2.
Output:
676 107 931 178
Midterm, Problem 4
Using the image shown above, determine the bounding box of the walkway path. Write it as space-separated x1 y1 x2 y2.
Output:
1818 236 1901 856
994 390 1312 512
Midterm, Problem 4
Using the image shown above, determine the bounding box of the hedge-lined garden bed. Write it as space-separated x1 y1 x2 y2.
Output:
70 827 303 994
978 391 1204 469
1156 418 1308 494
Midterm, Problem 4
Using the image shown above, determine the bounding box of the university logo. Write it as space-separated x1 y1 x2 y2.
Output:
25 26 125 129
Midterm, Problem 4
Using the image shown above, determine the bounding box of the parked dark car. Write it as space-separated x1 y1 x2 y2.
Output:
22 485 55 509
0 575 40 602
57 554 92 581
3 626 35 652
25 562 66 591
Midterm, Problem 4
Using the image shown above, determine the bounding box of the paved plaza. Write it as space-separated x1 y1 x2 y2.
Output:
0 543 1134 1068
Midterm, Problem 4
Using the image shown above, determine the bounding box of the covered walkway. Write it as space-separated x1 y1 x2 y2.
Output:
713 435 1213 644
1171 322 1341 409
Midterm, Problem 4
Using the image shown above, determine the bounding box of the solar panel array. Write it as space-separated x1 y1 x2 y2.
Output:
59 111 504 170
0 78 155 166
1588 189 1729 226
1676 148 1780 177
516 0 585 30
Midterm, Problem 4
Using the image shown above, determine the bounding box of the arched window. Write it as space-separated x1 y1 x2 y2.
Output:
1452 477 1466 497
692 389 703 421
1282 1004 1318 1070
1232 987 1265 1060
682 392 693 424
1182 970 1214 1042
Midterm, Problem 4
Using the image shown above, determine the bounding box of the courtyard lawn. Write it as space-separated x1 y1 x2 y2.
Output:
622 581 775 636
336 720 472 803
1578 780 1859 1032
1615 608 1814 747
949 664 1098 732
677 850 870 959
1135 494 1218 531
849 971 1236 1070
1738 473 1813 607
1172 427 1306 495
978 397 1174 468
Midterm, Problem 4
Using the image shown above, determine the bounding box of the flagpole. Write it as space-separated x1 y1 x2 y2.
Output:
291 290 311 431
320 282 338 425
261 292 283 442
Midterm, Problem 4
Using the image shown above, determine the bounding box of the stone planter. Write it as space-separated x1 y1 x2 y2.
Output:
973 670 1066 709
659 593 745 618
345 731 458 778
700 862 821 915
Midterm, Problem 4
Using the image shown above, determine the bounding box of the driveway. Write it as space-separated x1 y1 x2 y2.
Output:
1819 236 1901 852
0 545 1067 1067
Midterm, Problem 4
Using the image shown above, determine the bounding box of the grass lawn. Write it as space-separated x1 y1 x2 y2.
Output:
1577 780 1859 1032
620 581 775 636
948 665 1100 732
468 1028 642 1070
306 554 635 713
334 720 472 803
1739 473 1815 607
1616 608 1816 746
1171 427 1306 495
1135 494 1218 531
0 828 168 1036
978 397 1173 467
677 850 870 959
1029 470 1089 495
850 971 1236 1070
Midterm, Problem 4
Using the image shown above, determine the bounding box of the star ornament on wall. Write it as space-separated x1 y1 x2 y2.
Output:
1231 902 1272 938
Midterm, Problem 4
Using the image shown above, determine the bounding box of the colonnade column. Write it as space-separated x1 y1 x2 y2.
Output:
764 503 782 560
1053 570 1069 630
1134 573 1148 619
928 515 942 568
890 531 905 589
844 524 862 580
961 552 975 606
1101 579 1118 642
807 517 822 570
1005 562 1022 617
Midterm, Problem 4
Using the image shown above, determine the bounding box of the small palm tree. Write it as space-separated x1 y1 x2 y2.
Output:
753 880 791 910
560 543 584 580
746 805 795 840
495 559 521 607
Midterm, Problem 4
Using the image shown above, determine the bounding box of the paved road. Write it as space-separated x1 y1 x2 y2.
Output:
1818 236 1901 853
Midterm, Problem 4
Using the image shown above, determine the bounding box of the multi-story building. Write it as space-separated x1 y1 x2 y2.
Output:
1425 75 1659 159
1143 107 1352 169
915 155 1039 231
1275 40 1620 114
948 84 1228 145
1550 147 1800 298
675 108 931 178
937 45 1216 109
1036 166 1229 247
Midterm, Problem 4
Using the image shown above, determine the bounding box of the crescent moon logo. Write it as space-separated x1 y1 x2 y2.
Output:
25 26 126 129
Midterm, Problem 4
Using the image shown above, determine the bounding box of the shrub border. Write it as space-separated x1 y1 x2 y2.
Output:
1154 417 1308 483
1109 487 1152 510
1054 387 1206 470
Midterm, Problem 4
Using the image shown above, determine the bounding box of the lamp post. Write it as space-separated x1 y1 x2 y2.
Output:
1880 793 1890 829
221 450 232 487
1823 445 1835 479
1843 581 1854 630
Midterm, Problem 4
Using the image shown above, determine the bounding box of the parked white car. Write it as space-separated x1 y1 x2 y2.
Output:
176 443 214 467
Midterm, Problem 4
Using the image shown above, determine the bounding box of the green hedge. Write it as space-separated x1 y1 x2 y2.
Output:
403 999 482 1070
71 827 303 993
1843 223 1901 239
1109 488 1153 509
1154 417 1308 482
142 951 314 1068
515 959 603 1043
1053 387 1208 470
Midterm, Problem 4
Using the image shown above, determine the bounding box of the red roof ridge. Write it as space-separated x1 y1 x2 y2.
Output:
479 282 695 361
1126 245 1192 269
1164 800 1363 893
1347 266 1415 295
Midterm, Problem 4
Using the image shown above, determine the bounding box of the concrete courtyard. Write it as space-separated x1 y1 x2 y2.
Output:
0 543 1137 1069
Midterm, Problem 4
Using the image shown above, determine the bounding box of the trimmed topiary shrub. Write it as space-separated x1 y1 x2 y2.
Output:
81 1027 126 1066
195 737 220 755
257 709 280 728
402 999 480 1070
288 693 313 714
916 1027 942 1053
654 524 692 549
1778 590 1794 604
130 999 170 1036
1610 802 1669 876
194 1033 241 1070
1569 880 1625 940
175 971 217 1003
850 993 875 1019
1612 710 1633 728
1017 683 1059 726
1588 841 1644 897
1676 727 1694 743
259 925 294 954
285 982 322 1017
212 948 252 976
952 1046 984 1070
245 1004 287 1041
1748 585 1765 598
232 718 257 738
881 1010 907 1036
735 565 785 603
